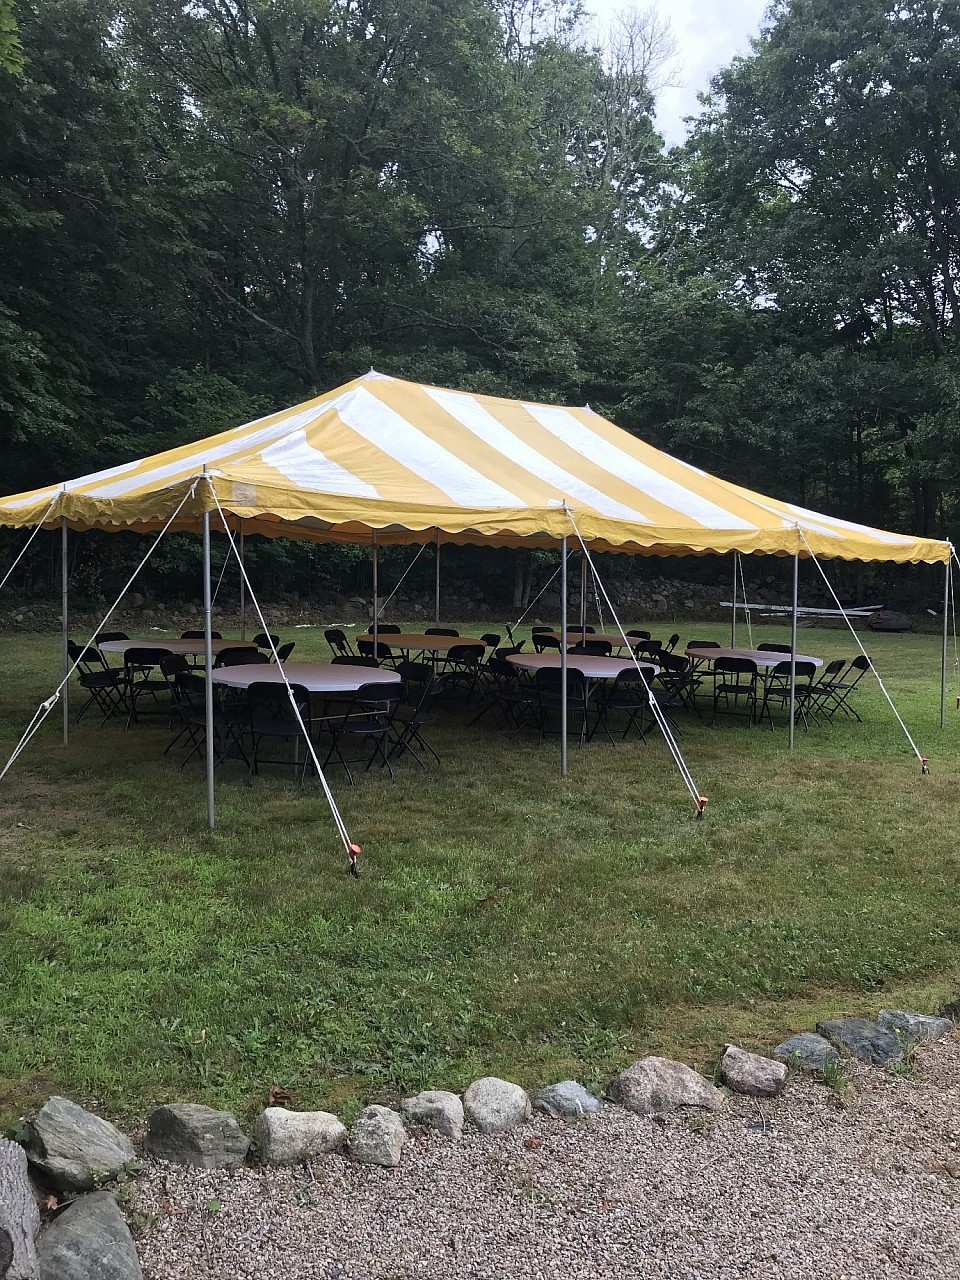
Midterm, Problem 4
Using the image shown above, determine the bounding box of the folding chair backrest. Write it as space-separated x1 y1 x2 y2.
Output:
448 643 484 663
253 632 280 648
665 633 680 652
819 658 846 679
770 659 815 682
758 642 792 652
495 645 525 659
96 631 128 642
358 639 393 660
626 629 650 640
397 660 433 686
181 629 222 640
688 639 720 650
425 627 459 636
570 640 612 656
849 654 872 674
159 654 190 678
333 654 380 667
68 640 103 671
531 627 553 635
275 642 295 662
124 646 170 671
714 656 757 677
481 633 501 648
248 680 310 718
365 624 401 634
353 681 401 711
632 640 662 659
533 634 562 652
324 628 352 656
536 666 586 697
658 652 689 674
486 658 517 680
216 647 269 667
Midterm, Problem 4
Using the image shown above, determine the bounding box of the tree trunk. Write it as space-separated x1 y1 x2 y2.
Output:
0 1138 39 1279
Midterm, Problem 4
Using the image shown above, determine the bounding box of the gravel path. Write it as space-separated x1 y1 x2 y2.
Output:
134 1035 960 1280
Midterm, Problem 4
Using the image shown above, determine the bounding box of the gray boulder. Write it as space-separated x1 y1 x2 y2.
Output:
36 1193 141 1280
463 1078 531 1134
25 1098 135 1192
608 1057 724 1115
877 1010 953 1042
816 1017 903 1066
400 1091 464 1140
251 1108 346 1165
868 610 912 632
348 1106 406 1167
535 1081 602 1119
145 1104 250 1169
773 1032 839 1071
720 1045 788 1097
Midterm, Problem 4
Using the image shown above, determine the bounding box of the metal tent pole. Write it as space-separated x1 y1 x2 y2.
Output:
61 516 69 747
372 532 379 653
941 557 950 730
579 553 587 643
561 537 568 777
239 525 246 641
202 500 215 830
731 552 738 647
789 552 799 750
434 530 441 626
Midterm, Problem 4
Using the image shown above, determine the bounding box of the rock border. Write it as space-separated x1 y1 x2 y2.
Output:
4 1000 955 1279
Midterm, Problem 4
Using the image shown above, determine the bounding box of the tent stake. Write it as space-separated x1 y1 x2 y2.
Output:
789 552 799 750
202 498 215 830
941 556 949 730
435 530 441 626
561 536 568 777
61 515 69 747
731 552 738 647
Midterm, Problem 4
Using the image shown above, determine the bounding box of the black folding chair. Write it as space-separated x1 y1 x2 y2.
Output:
246 681 314 783
272 641 295 662
758 660 817 731
358 638 395 665
812 655 872 722
181 629 222 640
664 633 680 652
532 633 562 653
528 667 590 747
68 640 125 725
656 652 702 715
590 669 655 744
442 643 485 700
321 681 401 784
711 657 758 726
480 632 502 650
626 629 650 641
215 647 269 668
391 675 449 767
364 623 401 635
123 646 173 727
569 639 613 656
757 642 792 653
469 657 535 729
631 640 662 661
253 631 280 649
325 628 354 658
425 627 459 637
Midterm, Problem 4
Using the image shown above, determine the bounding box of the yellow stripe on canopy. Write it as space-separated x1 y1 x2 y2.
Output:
0 372 949 563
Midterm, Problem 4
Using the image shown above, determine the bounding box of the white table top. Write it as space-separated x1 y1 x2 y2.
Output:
509 653 658 680
211 662 402 695
359 633 488 652
99 638 260 656
686 646 823 669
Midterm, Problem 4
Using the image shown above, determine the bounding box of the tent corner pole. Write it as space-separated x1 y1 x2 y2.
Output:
789 552 799 750
579 552 587 643
731 551 738 648
239 524 246 641
372 531 379 652
61 516 69 747
202 491 215 830
941 555 950 730
434 530 441 626
561 536 568 777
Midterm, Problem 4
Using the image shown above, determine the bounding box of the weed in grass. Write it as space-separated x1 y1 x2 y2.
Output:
0 623 959 1125
821 1056 854 1106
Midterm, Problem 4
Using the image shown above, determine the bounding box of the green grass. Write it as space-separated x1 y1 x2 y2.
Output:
1 619 958 1128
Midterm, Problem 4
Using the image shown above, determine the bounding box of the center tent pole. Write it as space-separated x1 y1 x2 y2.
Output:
202 491 215 830
239 525 246 641
731 552 738 648
941 556 950 730
61 515 69 747
561 536 568 777
434 530 441 626
789 551 799 750
372 531 379 653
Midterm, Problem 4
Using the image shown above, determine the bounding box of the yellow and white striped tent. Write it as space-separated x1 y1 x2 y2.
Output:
0 372 949 563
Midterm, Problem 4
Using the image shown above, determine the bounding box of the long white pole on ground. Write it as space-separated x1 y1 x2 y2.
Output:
731 552 738 647
202 499 215 831
789 552 799 750
61 516 69 747
941 557 950 730
435 530 441 626
372 532 379 652
239 525 246 641
561 536 568 777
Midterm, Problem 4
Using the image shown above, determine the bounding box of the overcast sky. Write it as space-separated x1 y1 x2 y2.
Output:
589 0 771 144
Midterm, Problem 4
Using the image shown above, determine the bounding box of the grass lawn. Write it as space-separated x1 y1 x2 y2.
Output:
1 619 958 1129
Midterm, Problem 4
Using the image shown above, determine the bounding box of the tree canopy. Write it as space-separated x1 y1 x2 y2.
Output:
1 0 959 597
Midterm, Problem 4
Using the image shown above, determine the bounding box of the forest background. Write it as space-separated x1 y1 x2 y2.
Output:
2 0 959 607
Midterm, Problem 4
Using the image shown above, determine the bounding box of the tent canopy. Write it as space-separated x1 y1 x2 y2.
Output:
0 371 949 563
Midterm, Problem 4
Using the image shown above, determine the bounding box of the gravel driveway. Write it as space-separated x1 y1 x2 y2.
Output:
134 1034 960 1280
